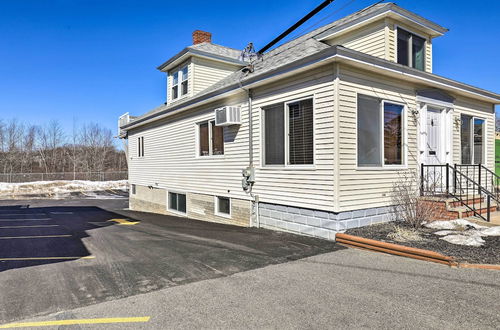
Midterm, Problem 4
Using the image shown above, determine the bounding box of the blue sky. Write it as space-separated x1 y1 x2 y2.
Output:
1 0 499 134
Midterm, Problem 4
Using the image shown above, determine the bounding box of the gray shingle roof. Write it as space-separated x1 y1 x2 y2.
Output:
137 3 390 122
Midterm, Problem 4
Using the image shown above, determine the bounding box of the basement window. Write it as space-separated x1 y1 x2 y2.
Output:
263 98 314 166
397 28 425 71
168 192 186 214
215 196 231 217
198 120 224 157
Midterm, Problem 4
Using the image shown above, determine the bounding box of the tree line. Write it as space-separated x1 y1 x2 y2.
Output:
0 119 126 174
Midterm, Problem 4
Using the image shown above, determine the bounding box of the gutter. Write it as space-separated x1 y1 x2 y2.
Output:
122 46 500 132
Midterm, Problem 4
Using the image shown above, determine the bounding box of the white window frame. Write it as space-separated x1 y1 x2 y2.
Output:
171 65 188 101
214 195 231 218
167 190 187 215
395 26 426 70
196 119 224 158
261 96 315 169
461 114 486 165
356 97 408 170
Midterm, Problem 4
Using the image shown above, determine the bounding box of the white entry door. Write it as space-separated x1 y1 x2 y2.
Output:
426 108 443 165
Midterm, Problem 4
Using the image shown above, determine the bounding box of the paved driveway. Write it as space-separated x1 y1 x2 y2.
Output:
0 199 339 324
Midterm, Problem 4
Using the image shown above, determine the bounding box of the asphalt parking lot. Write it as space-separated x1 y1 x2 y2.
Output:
0 198 340 325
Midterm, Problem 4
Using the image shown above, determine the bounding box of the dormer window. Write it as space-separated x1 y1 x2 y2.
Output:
397 28 425 71
171 65 189 100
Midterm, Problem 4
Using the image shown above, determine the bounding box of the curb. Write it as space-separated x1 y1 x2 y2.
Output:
336 233 500 270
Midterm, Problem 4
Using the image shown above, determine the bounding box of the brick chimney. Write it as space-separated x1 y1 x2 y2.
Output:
192 30 212 44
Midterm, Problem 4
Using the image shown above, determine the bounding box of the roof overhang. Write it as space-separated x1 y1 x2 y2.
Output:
122 46 499 132
157 48 247 72
316 5 448 41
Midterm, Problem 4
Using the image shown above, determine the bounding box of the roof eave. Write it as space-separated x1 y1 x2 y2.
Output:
157 49 247 72
123 46 499 131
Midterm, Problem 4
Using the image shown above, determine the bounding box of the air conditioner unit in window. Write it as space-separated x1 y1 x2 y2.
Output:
214 106 241 126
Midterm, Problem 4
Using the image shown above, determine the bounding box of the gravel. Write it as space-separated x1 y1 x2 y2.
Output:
346 222 500 264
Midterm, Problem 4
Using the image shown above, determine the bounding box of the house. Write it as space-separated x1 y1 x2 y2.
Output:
119 3 500 240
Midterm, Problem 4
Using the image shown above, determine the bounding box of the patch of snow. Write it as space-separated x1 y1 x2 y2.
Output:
0 180 128 197
440 234 485 247
425 219 487 230
480 226 500 237
433 230 457 236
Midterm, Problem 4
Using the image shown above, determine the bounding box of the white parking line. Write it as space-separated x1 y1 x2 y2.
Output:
0 218 52 222
0 235 71 240
0 225 60 229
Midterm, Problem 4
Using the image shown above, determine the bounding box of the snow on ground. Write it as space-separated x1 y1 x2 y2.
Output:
424 219 500 247
0 180 128 198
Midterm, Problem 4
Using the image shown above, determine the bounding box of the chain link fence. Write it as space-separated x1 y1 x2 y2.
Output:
0 171 128 183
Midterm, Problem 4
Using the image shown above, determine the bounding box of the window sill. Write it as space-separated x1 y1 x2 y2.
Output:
196 155 225 159
356 165 408 171
259 165 316 170
215 212 232 219
168 208 187 217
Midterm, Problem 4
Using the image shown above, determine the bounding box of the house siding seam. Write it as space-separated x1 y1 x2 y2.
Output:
258 202 393 241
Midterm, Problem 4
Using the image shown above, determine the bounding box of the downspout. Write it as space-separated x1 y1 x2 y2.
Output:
238 71 259 227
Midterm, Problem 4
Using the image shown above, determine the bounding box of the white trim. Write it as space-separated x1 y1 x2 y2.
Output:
460 115 487 165
317 10 444 42
261 95 316 169
395 25 427 70
196 119 225 158
167 190 188 216
214 195 232 219
416 95 454 108
355 95 408 169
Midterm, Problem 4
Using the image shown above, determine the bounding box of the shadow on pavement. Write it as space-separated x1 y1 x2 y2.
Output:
0 205 132 272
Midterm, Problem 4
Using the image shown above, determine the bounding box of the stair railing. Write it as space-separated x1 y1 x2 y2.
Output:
421 163 492 222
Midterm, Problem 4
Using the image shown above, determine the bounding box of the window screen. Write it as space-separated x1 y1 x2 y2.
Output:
211 121 224 156
473 118 484 164
264 103 285 165
199 123 209 156
169 192 186 213
288 99 313 165
181 66 188 96
461 115 472 164
383 103 404 165
217 196 230 215
412 35 425 71
357 95 381 166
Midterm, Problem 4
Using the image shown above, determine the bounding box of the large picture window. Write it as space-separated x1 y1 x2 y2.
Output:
461 115 485 164
357 95 405 167
263 98 314 166
397 28 425 71
198 120 224 157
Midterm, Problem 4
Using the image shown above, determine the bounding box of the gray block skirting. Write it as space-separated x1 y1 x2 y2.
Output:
258 203 393 241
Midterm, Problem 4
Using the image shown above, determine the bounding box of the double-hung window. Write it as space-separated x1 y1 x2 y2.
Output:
461 114 485 164
263 98 314 166
171 65 188 100
137 136 144 157
199 120 224 156
397 28 426 71
357 95 405 167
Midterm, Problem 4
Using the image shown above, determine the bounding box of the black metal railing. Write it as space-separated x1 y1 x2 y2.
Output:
420 163 493 222
456 164 500 204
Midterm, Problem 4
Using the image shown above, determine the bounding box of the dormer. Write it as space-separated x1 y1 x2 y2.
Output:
315 3 448 73
157 31 246 104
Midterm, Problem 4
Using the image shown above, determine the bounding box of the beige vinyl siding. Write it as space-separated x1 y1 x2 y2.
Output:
386 19 433 73
325 21 386 59
128 93 251 201
336 65 419 212
251 64 336 211
452 97 495 169
192 57 241 95
167 60 193 103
